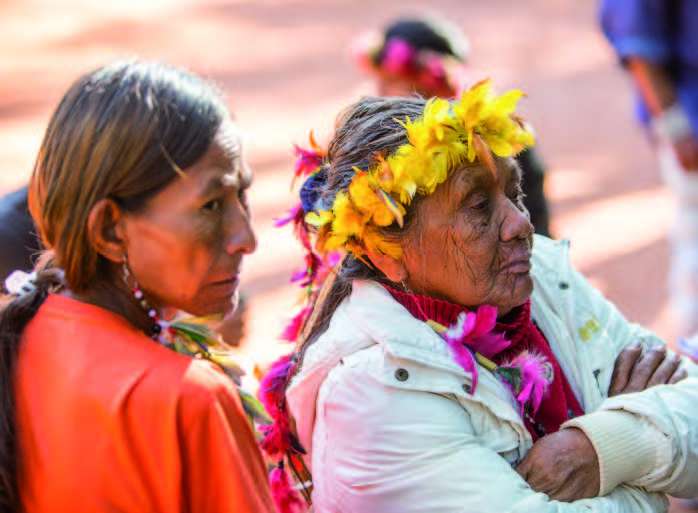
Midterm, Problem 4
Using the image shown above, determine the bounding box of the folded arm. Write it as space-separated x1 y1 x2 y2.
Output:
315 358 667 513
559 267 698 498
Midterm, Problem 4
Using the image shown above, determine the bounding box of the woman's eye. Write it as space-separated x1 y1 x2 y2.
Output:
508 189 525 208
470 197 489 211
202 198 223 213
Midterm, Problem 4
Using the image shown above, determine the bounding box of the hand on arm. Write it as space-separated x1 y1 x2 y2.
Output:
608 344 687 396
319 356 665 513
539 264 698 499
516 428 600 501
517 344 686 501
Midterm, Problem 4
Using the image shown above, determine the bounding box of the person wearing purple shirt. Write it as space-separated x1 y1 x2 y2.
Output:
601 0 698 351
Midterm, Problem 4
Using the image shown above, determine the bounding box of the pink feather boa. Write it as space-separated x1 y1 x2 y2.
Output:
258 354 296 457
441 306 551 415
504 351 551 415
442 305 510 393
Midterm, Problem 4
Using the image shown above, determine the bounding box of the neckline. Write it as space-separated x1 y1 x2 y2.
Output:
42 293 143 335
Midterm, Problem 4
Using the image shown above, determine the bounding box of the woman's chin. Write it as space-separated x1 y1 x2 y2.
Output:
185 291 239 318
496 274 534 312
514 275 534 304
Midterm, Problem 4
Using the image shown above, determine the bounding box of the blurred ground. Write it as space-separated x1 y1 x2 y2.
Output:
0 0 689 509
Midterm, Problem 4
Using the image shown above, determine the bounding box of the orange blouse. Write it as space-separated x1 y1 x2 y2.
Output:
15 294 276 513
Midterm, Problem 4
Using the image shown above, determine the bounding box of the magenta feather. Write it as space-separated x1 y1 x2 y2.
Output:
260 421 290 458
258 353 294 418
289 253 323 288
258 354 296 458
293 145 323 178
507 351 551 415
269 463 305 513
441 306 512 394
443 312 480 392
274 203 303 228
280 307 311 343
468 305 511 358
444 331 479 392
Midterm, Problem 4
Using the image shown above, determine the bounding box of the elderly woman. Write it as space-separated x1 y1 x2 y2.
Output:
272 82 698 513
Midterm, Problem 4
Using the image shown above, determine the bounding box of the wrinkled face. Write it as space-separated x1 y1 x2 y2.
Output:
122 121 256 317
401 158 534 316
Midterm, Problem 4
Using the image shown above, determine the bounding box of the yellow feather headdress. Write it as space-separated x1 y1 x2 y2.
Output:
306 79 536 260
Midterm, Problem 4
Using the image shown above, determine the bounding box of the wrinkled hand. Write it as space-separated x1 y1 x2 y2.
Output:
609 343 687 397
673 135 698 172
516 428 599 502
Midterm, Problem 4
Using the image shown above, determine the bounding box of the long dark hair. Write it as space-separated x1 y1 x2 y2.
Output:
295 96 432 363
0 60 227 511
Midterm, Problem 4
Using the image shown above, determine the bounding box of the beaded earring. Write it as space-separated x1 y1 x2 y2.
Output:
121 261 166 342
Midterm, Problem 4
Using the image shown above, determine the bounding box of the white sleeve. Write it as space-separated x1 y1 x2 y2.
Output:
562 266 698 498
313 356 667 513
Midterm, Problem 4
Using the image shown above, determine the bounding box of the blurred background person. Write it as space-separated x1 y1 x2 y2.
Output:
351 15 552 237
600 0 698 351
0 186 39 281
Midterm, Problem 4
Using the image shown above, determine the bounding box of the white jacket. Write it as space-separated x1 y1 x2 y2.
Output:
287 236 698 513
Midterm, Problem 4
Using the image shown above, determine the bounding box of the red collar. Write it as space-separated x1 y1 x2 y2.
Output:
385 284 531 344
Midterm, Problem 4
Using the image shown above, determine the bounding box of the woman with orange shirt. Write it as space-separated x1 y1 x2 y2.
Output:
0 61 276 513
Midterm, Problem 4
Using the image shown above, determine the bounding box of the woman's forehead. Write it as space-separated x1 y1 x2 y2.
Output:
165 129 250 202
190 121 247 183
450 158 521 192
496 158 522 187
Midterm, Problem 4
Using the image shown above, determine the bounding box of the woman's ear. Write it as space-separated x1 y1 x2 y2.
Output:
87 198 128 264
366 249 407 283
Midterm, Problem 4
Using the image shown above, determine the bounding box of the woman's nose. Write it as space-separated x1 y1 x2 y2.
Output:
224 208 257 256
500 200 534 242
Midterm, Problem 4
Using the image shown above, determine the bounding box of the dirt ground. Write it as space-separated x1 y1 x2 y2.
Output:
0 0 691 510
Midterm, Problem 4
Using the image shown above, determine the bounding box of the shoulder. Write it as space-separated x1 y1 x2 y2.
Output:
320 346 473 432
174 359 246 430
178 359 239 409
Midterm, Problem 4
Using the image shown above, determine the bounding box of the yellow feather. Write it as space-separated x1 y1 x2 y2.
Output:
309 78 535 262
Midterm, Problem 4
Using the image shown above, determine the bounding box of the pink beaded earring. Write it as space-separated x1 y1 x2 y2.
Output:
121 260 166 342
